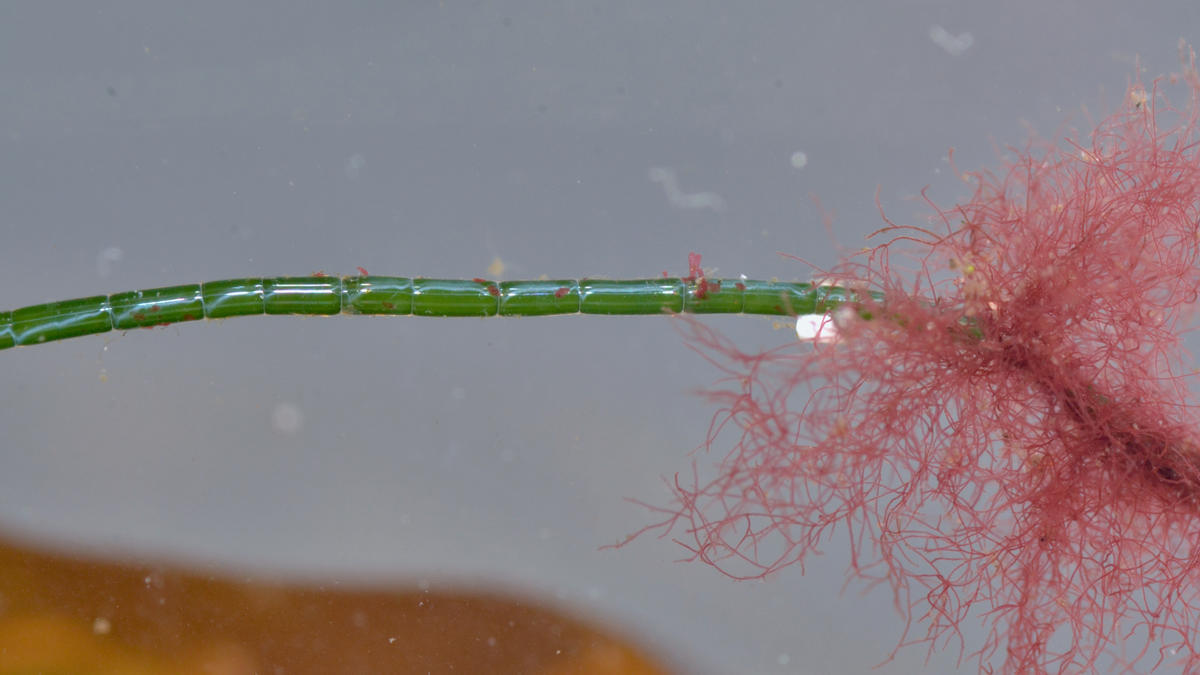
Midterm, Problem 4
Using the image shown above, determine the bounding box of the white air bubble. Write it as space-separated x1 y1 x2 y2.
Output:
789 151 808 169
795 314 838 343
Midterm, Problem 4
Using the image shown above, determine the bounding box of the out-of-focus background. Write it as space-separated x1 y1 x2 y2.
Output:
0 3 1194 672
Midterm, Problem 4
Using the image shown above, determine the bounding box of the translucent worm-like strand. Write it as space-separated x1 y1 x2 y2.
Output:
0 276 862 351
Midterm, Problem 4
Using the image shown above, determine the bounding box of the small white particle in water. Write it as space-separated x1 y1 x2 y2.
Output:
795 314 838 343
789 151 808 169
388 637 397 644
647 166 726 211
271 402 303 434
777 653 791 665
92 617 111 635
96 246 123 278
929 24 974 56
345 152 366 179
487 636 497 647
143 571 165 590
487 256 506 277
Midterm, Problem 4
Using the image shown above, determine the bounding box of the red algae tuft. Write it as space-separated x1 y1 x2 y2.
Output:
641 51 1200 673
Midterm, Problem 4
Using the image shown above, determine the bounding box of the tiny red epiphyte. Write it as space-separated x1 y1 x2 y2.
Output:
639 56 1200 674
554 287 569 299
687 251 703 280
684 252 713 299
356 266 369 276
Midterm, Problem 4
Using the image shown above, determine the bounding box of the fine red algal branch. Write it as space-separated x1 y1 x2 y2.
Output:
638 57 1200 673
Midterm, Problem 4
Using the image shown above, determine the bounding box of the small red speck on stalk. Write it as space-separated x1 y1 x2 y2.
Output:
630 50 1200 674
356 266 369 276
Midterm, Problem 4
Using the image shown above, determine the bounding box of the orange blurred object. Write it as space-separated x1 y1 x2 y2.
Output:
0 531 674 674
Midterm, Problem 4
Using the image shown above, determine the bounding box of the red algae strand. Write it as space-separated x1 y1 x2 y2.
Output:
639 51 1200 674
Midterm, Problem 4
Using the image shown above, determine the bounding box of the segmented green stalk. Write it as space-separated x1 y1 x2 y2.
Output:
0 276 859 351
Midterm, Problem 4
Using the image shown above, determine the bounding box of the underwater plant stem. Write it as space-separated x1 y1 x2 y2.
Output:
0 275 863 350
